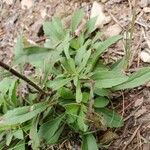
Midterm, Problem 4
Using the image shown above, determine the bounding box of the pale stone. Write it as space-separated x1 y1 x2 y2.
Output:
104 24 122 38
143 7 150 13
140 49 150 63
90 1 111 28
41 9 47 19
21 0 33 9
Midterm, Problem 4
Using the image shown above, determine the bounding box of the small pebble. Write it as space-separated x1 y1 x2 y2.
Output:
21 0 33 9
143 7 150 13
104 24 122 38
140 49 150 63
139 0 150 8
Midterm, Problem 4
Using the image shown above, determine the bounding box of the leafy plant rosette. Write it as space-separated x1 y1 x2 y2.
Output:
0 9 150 149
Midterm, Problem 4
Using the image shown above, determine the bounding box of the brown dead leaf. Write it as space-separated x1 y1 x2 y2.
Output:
134 106 147 118
100 131 118 144
134 97 144 107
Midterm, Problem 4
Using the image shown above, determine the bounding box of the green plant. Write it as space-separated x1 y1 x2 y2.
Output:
0 9 150 149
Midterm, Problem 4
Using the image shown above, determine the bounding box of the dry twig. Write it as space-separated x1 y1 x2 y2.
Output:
0 61 48 95
122 124 142 150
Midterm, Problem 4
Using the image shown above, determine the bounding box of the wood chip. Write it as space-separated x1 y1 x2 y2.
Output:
134 98 144 107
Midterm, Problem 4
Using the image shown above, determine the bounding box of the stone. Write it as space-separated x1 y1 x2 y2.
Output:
21 0 33 10
90 1 111 28
139 0 150 8
104 24 122 38
143 7 150 13
140 49 150 63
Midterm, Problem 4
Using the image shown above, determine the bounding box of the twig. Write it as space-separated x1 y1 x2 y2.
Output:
121 91 125 117
122 124 142 150
0 61 48 95
106 9 124 29
129 32 142 67
35 37 46 43
123 105 141 121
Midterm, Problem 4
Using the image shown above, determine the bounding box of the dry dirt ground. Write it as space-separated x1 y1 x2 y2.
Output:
0 0 150 150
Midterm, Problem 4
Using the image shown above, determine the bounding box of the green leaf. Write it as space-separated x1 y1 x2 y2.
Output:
14 36 24 61
15 45 56 67
63 33 71 59
47 125 64 144
58 87 74 99
93 60 109 73
77 49 91 73
23 46 50 55
6 131 13 146
29 117 40 150
9 140 25 150
70 38 81 50
47 78 72 90
13 129 24 140
111 58 125 71
92 32 103 44
82 92 90 103
38 115 64 143
94 97 109 108
90 35 122 70
94 88 110 97
9 80 18 106
76 80 82 103
67 58 76 73
0 78 14 94
82 134 98 150
0 102 48 129
43 17 65 41
62 58 76 74
78 33 85 46
71 9 85 33
65 103 80 123
113 67 150 90
77 105 88 132
92 70 128 88
85 17 97 35
14 36 56 66
96 108 124 128
75 45 86 65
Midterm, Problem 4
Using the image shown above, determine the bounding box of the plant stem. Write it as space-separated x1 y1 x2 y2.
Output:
0 61 47 95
